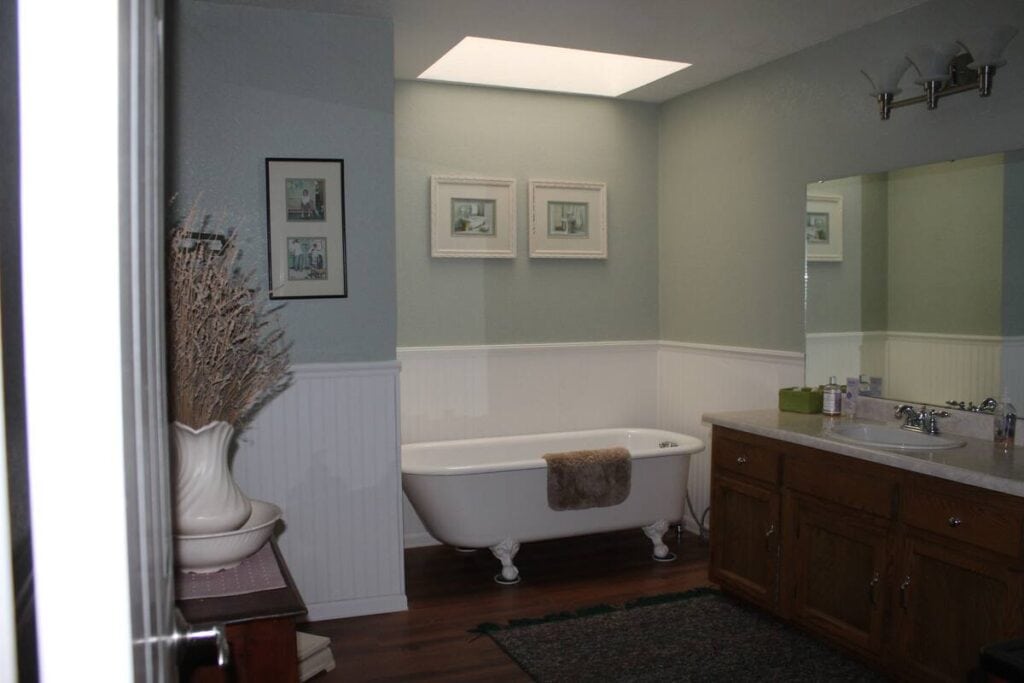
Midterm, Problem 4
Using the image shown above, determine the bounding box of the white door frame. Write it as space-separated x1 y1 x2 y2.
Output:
18 0 172 680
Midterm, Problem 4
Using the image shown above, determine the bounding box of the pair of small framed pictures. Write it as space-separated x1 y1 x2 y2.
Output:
430 175 607 259
265 158 347 299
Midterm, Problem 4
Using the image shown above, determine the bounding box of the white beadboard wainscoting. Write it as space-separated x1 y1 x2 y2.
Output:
231 361 406 621
398 341 803 546
805 332 862 387
656 342 805 534
807 331 1010 406
398 341 659 443
884 332 1002 405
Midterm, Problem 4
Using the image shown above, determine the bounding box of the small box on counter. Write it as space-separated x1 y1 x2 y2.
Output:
778 386 824 414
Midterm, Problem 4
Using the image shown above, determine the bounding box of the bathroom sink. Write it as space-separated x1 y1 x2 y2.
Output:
827 422 966 451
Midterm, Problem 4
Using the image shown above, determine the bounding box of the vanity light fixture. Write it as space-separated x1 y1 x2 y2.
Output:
861 25 1017 120
959 25 1020 96
860 58 912 120
906 43 961 109
417 36 690 98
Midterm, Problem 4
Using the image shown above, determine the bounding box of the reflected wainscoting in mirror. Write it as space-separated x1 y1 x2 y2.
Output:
804 149 1024 409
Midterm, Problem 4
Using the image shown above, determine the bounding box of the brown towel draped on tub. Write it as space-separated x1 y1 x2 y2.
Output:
542 447 631 511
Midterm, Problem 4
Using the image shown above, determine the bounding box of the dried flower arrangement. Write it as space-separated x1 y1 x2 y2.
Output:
168 204 291 429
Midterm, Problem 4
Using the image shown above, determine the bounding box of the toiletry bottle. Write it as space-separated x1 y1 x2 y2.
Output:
994 393 1017 450
842 377 858 417
823 376 842 416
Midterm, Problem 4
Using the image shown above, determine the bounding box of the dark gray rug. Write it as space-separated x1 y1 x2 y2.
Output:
473 588 887 682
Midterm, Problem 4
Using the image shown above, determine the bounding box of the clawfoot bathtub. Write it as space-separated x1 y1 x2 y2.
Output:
402 428 704 583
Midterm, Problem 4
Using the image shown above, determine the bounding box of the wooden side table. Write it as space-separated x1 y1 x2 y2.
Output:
178 542 307 683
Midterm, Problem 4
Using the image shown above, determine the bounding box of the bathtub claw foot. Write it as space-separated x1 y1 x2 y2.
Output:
490 538 521 585
642 520 676 562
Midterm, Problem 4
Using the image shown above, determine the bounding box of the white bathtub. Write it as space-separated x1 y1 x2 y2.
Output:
401 428 704 583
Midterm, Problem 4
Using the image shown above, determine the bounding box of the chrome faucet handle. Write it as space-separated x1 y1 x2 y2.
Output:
895 404 916 419
979 397 998 413
923 409 949 434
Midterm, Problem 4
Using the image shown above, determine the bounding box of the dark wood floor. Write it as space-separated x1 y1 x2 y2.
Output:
302 528 712 682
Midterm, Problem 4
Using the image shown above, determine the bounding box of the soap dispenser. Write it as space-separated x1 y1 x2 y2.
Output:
994 393 1017 450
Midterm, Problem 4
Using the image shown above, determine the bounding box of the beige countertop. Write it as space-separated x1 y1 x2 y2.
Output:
703 409 1024 498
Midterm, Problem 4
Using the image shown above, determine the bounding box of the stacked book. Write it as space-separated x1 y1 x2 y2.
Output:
297 631 336 682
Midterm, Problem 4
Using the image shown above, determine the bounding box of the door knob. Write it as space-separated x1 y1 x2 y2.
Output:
174 609 229 670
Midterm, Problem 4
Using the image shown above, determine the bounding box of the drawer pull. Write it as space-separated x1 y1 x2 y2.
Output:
765 523 775 538
736 456 748 465
948 516 963 528
868 572 880 605
899 575 911 609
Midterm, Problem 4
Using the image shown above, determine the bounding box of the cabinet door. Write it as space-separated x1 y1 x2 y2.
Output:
710 474 780 610
784 494 889 659
892 533 1024 682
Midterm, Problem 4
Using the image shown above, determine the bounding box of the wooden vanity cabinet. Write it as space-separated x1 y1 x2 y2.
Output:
783 493 891 660
781 445 899 663
709 425 1024 682
891 475 1024 682
708 431 781 611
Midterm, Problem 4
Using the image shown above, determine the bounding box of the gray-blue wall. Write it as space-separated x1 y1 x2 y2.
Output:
168 1 396 362
659 0 1024 352
395 81 660 346
805 175 864 334
1005 150 1024 337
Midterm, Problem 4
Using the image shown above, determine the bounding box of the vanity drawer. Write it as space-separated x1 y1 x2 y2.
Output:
712 432 780 485
902 478 1024 558
785 448 897 519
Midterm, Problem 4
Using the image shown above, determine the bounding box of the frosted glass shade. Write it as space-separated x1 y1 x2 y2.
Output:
860 58 911 95
958 26 1018 69
906 43 961 82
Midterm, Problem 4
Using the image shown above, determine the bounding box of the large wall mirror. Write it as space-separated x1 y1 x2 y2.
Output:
804 149 1024 408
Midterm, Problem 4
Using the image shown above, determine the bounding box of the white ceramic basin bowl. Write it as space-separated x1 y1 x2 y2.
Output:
828 422 966 451
175 499 281 573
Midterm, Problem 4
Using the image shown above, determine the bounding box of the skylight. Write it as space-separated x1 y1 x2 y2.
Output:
417 37 691 98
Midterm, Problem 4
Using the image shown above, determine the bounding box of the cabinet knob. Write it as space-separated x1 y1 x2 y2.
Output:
736 456 748 464
948 516 962 528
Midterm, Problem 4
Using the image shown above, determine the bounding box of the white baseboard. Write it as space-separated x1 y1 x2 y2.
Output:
402 530 441 548
303 594 409 622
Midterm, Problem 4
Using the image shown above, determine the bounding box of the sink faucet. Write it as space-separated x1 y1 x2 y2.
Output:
979 397 998 413
895 404 950 435
944 397 998 413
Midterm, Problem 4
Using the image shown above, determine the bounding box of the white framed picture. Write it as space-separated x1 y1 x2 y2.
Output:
806 193 843 262
528 180 607 259
430 175 517 258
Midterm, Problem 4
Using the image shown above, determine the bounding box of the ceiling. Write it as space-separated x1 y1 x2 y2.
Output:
212 0 932 102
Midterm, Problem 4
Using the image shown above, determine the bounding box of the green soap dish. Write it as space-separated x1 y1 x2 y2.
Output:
778 386 823 414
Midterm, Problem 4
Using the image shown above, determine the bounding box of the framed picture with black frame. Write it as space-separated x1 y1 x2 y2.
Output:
265 157 348 299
